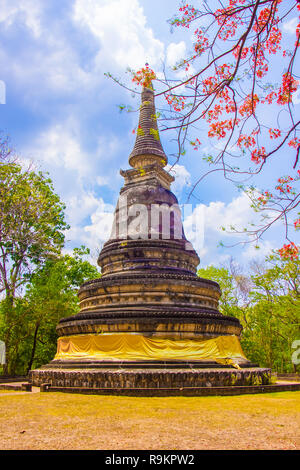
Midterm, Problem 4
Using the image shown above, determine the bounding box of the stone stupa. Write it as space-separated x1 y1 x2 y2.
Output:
30 85 271 393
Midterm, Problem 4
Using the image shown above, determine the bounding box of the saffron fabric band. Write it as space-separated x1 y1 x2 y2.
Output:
54 333 246 368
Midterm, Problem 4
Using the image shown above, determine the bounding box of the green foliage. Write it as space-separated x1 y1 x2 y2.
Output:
0 159 71 373
151 112 161 121
0 162 68 294
0 247 100 374
197 264 243 317
0 151 102 375
197 256 300 373
137 127 145 136
149 128 159 141
244 254 300 372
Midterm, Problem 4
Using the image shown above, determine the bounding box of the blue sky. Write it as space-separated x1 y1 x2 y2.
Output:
0 0 299 270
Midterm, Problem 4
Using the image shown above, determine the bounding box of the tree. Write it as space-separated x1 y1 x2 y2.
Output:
198 254 300 372
197 263 243 316
0 247 100 375
0 158 68 374
16 248 100 375
197 260 252 322
0 134 14 163
249 253 300 371
109 0 300 257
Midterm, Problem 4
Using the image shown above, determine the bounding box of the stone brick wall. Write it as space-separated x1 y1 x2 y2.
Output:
30 367 271 389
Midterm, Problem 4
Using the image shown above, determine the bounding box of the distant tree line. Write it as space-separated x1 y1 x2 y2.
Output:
198 255 300 373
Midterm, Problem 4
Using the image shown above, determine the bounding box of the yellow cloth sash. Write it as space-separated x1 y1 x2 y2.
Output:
54 333 246 368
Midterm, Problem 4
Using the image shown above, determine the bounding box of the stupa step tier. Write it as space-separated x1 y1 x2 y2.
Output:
56 272 241 338
98 239 199 276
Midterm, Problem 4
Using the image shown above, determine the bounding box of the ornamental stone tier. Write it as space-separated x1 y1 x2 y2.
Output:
30 85 271 392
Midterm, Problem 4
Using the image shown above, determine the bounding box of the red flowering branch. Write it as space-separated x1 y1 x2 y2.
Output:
108 0 300 254
161 0 300 253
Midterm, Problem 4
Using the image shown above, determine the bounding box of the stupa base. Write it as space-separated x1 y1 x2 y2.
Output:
29 363 271 392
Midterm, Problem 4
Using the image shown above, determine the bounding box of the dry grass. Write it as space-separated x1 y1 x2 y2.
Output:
0 391 299 450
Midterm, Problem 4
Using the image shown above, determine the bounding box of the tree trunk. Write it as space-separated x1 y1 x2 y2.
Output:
2 294 14 375
2 354 9 376
26 322 40 375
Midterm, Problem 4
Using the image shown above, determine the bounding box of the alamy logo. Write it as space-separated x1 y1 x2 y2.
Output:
0 80 6 104
0 341 5 365
109 195 205 251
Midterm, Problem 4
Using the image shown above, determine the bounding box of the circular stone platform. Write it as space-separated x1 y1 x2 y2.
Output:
29 360 271 390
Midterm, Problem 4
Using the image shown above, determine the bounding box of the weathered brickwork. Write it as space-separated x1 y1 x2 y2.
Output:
30 367 271 389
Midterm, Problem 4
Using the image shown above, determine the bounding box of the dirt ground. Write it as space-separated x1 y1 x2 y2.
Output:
0 391 299 450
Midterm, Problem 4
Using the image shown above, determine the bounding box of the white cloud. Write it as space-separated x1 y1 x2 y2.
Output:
0 0 166 105
65 192 100 227
166 163 191 195
84 202 115 248
96 175 109 186
0 0 42 37
26 119 91 176
241 239 275 262
183 193 275 266
283 17 298 34
204 194 254 234
0 4 92 102
293 88 300 105
24 116 124 183
73 0 165 71
61 190 116 266
62 197 114 265
165 40 197 80
166 41 187 67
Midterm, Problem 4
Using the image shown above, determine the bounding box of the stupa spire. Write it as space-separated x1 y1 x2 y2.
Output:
129 85 168 169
